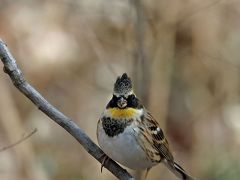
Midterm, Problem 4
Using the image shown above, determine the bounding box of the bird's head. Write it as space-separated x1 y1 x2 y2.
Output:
106 73 142 110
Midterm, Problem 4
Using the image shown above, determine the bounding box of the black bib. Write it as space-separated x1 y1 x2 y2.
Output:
102 117 133 137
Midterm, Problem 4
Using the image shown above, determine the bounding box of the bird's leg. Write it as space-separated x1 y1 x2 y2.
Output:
100 154 110 172
144 168 151 179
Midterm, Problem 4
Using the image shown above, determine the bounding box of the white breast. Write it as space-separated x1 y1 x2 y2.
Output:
97 122 155 170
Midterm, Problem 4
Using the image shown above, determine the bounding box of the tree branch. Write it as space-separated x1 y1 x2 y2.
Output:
0 39 134 180
0 128 37 152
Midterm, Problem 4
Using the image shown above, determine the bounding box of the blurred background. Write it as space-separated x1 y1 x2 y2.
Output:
0 0 240 179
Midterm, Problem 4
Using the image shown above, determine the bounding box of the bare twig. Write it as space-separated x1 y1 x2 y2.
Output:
0 40 134 180
0 128 37 152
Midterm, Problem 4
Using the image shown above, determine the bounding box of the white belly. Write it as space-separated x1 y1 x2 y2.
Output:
97 123 154 170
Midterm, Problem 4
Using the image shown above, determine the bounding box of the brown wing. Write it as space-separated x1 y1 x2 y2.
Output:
136 111 174 163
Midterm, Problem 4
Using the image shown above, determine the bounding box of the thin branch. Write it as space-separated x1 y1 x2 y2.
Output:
0 128 37 152
0 40 134 180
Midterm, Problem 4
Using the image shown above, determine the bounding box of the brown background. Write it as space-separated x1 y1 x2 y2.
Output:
0 0 240 180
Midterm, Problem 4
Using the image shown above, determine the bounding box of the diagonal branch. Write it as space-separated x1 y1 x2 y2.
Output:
0 128 37 152
0 39 134 180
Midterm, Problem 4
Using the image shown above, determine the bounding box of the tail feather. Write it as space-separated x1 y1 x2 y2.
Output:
163 160 195 180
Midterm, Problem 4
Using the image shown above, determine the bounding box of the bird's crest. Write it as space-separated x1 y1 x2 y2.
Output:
114 73 133 96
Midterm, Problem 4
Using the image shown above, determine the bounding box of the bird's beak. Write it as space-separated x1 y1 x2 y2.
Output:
117 97 127 109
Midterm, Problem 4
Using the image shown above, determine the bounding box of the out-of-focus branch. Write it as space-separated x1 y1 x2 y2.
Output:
0 40 134 180
0 128 37 152
132 0 150 106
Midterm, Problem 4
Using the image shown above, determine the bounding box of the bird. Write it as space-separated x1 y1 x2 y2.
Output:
97 73 195 180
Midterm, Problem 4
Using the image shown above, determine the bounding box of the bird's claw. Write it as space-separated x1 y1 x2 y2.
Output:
100 154 109 172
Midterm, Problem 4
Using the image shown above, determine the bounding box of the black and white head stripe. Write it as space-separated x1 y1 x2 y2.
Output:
114 73 133 96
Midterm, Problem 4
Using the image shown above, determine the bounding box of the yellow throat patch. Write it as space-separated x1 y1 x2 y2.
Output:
108 107 138 119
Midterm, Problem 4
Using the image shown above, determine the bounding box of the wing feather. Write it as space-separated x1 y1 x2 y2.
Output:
135 111 174 163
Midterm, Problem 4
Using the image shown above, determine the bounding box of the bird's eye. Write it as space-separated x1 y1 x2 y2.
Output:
128 94 135 100
127 95 138 107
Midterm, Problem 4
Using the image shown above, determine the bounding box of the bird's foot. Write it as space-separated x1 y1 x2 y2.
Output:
144 168 151 179
100 154 110 173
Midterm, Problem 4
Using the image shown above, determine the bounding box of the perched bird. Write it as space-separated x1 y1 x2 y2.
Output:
97 73 194 180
